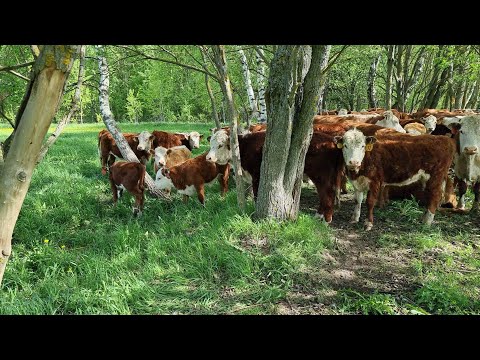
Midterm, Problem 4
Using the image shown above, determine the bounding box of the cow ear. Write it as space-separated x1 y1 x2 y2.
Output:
167 149 172 155
449 123 462 134
333 136 343 149
149 134 155 140
163 168 171 178
200 134 204 139
207 136 212 142
365 136 376 152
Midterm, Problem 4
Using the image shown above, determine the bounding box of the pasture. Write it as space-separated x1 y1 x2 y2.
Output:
0 123 479 314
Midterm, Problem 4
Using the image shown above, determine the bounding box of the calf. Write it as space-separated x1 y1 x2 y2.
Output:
152 130 202 151
206 129 344 222
334 129 456 230
108 161 146 216
154 145 192 174
400 115 437 134
155 152 230 205
445 115 480 211
98 130 154 175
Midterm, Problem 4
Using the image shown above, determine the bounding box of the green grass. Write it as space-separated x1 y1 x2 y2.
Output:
0 122 333 314
1 122 479 315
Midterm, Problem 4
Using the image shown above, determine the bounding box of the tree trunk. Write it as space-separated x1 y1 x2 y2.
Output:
256 47 268 123
37 45 87 164
367 54 380 109
466 74 480 109
0 45 80 286
238 48 259 122
394 45 405 111
212 45 246 213
404 46 426 111
200 51 221 130
255 45 327 220
96 46 168 199
385 45 396 109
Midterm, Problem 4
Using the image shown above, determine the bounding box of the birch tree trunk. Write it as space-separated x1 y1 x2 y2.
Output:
255 45 327 220
367 54 380 109
466 75 480 109
238 48 259 122
256 47 268 123
385 45 396 109
212 45 246 212
315 45 331 114
96 46 169 199
37 45 86 164
0 45 80 286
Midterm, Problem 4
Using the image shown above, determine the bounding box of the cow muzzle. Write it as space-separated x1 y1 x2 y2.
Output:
464 146 478 155
137 145 145 151
346 161 361 173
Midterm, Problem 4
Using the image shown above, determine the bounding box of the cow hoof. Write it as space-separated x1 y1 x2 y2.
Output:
364 221 373 231
422 210 434 226
350 219 359 224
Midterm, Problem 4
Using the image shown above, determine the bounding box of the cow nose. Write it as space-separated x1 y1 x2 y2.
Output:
464 146 478 155
349 160 360 167
138 146 144 151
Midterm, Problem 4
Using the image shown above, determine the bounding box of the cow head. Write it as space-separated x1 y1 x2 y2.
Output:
337 108 348 116
137 131 154 152
206 129 231 165
155 167 174 192
154 146 168 169
446 115 480 156
334 128 376 173
188 131 202 149
377 110 406 133
421 115 437 134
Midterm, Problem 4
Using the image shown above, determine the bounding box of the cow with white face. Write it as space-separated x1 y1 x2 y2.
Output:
337 108 349 116
446 115 480 210
376 110 406 133
421 115 437 134
136 130 154 154
206 129 231 165
334 127 456 231
176 131 202 149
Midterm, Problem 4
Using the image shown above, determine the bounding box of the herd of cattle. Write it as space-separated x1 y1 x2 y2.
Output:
97 107 480 230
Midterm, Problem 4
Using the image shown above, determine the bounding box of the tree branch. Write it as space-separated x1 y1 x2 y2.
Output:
0 61 35 72
322 45 348 74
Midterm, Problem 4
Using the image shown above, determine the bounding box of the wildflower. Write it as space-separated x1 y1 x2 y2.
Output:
44 239 49 244
61 245 65 249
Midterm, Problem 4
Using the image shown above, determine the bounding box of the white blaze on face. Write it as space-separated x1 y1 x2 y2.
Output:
154 146 168 168
377 110 406 133
188 131 201 149
448 115 480 156
421 115 437 133
337 108 348 116
137 130 153 152
155 168 174 191
336 128 375 173
206 129 231 165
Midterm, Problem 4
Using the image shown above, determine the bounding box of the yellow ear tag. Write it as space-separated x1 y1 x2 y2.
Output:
336 143 343 149
365 143 373 152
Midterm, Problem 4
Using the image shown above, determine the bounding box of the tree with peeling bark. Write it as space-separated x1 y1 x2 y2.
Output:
255 45 329 221
255 47 268 123
37 45 87 164
0 45 80 286
238 48 258 126
96 46 169 200
367 54 381 109
212 45 247 212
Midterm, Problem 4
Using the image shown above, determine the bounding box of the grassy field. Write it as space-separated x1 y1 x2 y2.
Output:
0 122 479 314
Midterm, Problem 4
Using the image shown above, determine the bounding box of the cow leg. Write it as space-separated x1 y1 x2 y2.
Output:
252 177 260 201
341 175 348 194
109 179 118 205
196 183 206 206
365 182 381 231
472 181 480 212
422 178 443 226
351 190 364 223
182 194 189 203
377 186 389 208
218 164 230 197
313 180 334 224
457 178 468 210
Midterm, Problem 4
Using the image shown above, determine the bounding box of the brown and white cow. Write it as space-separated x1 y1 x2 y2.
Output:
152 130 202 151
155 152 230 205
445 115 480 211
154 145 192 174
400 115 437 134
98 130 154 175
334 128 456 230
404 122 427 135
108 161 146 216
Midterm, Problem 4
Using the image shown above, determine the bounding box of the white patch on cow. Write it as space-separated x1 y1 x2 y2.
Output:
137 130 153 152
422 210 435 225
350 176 370 223
188 131 201 149
458 194 466 210
449 115 480 182
376 110 406 133
315 212 330 224
339 129 372 173
116 184 126 199
178 185 197 197
154 146 168 168
337 108 348 116
384 169 431 188
155 170 174 192
406 129 423 136
364 220 373 231
207 130 231 165
421 115 437 133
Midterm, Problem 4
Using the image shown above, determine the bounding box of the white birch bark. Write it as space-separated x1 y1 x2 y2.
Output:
256 47 268 123
238 48 259 121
